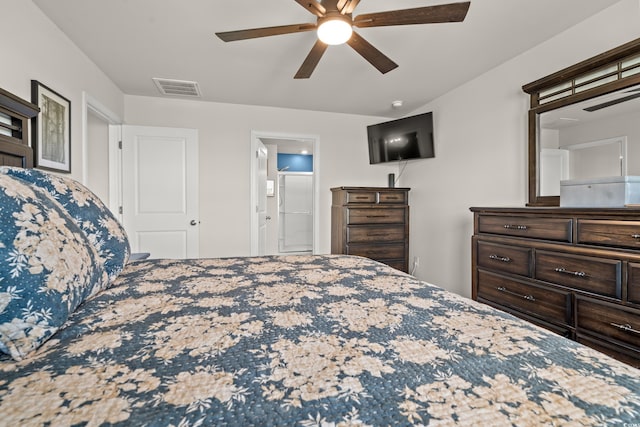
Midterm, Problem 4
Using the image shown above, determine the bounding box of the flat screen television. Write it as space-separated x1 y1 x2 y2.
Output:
367 112 434 164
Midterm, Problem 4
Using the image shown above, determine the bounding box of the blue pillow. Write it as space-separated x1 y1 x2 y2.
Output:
0 174 109 360
0 167 130 282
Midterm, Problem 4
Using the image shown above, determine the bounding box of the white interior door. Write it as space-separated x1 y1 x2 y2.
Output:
121 125 199 259
256 141 268 256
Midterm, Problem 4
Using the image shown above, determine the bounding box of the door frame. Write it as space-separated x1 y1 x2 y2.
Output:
250 131 320 256
81 91 123 219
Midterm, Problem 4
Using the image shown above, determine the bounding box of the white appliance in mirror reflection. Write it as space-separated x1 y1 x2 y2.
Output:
278 172 313 253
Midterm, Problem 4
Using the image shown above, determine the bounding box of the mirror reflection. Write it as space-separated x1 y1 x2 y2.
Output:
538 83 640 196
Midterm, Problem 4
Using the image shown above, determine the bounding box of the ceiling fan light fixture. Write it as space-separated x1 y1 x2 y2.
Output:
317 15 353 45
217 1 470 78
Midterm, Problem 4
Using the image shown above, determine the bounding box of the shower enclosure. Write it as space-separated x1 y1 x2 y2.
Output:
278 172 313 253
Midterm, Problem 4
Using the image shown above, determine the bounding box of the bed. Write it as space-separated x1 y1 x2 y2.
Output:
0 166 639 426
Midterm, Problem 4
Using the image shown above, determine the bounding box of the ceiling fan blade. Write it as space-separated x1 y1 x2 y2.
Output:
354 1 470 28
584 93 640 112
294 0 326 17
346 31 398 74
294 40 329 79
216 23 316 42
337 0 360 14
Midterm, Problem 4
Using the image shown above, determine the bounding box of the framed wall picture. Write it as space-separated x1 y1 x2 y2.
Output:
31 80 71 172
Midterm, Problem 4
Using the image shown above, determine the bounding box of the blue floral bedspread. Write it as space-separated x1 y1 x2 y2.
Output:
1 255 639 426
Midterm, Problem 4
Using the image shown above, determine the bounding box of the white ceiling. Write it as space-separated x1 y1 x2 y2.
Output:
33 0 621 118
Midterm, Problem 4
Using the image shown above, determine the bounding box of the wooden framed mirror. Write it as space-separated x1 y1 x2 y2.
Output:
523 37 640 206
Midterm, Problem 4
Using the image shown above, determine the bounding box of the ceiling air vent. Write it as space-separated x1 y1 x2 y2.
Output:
152 78 202 97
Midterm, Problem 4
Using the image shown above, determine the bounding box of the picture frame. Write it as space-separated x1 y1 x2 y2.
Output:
31 80 71 173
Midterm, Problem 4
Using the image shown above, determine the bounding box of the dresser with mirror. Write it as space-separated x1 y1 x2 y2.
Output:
472 38 640 367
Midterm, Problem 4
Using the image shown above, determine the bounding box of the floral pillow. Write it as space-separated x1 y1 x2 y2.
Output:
0 167 130 282
0 174 109 360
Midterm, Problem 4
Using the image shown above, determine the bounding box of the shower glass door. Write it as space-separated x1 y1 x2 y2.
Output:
278 173 313 253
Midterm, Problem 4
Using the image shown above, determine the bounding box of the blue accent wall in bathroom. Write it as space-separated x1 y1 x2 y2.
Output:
278 154 313 172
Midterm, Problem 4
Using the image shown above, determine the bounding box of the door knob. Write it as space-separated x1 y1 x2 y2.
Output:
266 216 272 220
190 220 199 226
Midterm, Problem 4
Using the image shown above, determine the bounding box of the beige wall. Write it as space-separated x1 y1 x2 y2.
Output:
7 0 640 297
4 0 396 260
1 0 124 183
123 95 397 258
403 0 640 297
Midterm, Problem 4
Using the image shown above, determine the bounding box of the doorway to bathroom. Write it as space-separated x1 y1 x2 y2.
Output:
250 132 319 256
277 171 313 253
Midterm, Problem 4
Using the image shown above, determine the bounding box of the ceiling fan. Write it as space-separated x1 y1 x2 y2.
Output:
215 0 471 79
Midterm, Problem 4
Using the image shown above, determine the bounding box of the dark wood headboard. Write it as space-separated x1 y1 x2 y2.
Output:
0 87 39 168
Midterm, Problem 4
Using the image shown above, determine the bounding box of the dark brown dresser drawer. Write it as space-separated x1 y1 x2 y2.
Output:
346 243 405 260
535 251 621 299
379 192 406 204
484 302 571 338
477 241 531 277
578 220 640 249
347 208 405 225
333 187 409 273
576 297 640 351
576 333 640 368
379 259 406 271
471 207 640 367
347 225 405 243
345 191 376 204
628 262 640 305
478 215 572 242
477 270 571 326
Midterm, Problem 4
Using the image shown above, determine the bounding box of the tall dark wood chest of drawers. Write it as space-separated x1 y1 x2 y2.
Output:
471 207 640 367
331 187 410 272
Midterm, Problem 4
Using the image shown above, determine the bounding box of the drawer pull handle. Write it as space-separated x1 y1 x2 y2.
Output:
610 322 640 335
631 234 640 239
489 254 512 263
497 286 536 302
554 267 587 278
503 224 528 230
366 215 389 218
